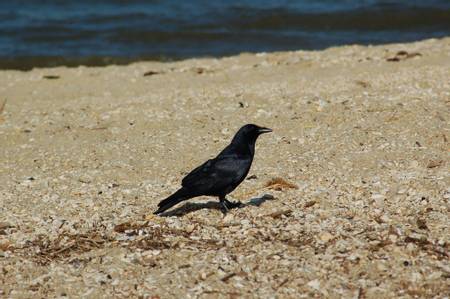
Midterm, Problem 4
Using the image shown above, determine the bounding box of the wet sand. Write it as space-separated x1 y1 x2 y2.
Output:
0 37 449 298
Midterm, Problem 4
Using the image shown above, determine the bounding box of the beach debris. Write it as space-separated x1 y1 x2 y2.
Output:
143 70 162 76
195 67 206 74
15 230 118 265
265 178 298 191
275 278 290 290
221 272 237 282
0 99 5 123
192 67 214 74
319 232 334 242
114 222 141 233
43 75 60 79
0 239 11 251
307 279 321 290
0 99 5 114
386 50 422 62
238 101 249 108
145 213 159 221
246 174 257 180
355 80 370 88
267 209 292 219
404 233 428 245
416 217 428 230
317 100 328 111
187 66 215 75
0 222 13 230
304 200 316 208
427 159 443 168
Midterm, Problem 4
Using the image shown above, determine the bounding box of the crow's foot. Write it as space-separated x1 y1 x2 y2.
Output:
224 199 243 209
220 198 243 214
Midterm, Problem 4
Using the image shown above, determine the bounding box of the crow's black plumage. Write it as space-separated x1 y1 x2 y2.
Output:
154 124 272 214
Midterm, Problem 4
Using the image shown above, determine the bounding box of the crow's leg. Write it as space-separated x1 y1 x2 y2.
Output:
219 196 229 214
223 197 243 209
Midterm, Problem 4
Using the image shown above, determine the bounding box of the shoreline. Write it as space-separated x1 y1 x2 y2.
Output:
1 37 449 298
0 36 449 71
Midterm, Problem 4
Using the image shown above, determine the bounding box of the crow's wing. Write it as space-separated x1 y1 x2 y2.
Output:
181 155 251 195
181 159 215 187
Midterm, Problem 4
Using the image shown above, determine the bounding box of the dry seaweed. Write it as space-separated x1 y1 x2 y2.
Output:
16 232 113 265
264 177 298 190
0 99 5 114
386 50 422 62
43 75 60 79
143 70 163 76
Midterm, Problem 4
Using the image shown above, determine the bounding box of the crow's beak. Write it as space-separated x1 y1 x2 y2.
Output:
258 127 272 134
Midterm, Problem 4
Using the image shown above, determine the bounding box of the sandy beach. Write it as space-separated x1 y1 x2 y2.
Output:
0 37 449 298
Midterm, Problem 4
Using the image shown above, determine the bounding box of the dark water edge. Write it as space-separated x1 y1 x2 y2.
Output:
1 0 449 70
2 35 448 71
0 55 176 71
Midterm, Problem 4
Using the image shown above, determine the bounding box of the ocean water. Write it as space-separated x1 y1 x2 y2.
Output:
1 0 449 69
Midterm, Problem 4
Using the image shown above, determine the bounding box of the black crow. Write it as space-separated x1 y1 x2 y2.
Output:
154 124 272 214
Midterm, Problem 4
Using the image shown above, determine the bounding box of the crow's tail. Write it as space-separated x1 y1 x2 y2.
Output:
154 187 192 215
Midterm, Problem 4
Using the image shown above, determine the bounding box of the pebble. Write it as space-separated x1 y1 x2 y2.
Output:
0 239 10 251
307 279 321 290
319 232 334 242
0 222 12 229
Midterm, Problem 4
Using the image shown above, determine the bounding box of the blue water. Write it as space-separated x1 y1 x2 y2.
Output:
1 0 449 69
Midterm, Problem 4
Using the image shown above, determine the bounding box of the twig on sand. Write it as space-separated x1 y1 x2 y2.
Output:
221 272 237 282
0 99 6 114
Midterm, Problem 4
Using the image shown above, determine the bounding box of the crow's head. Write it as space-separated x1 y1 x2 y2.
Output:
232 124 272 144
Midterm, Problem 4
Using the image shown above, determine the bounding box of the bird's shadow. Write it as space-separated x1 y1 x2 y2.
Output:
159 193 275 217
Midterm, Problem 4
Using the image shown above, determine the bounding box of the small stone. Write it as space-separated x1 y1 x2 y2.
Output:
223 214 234 223
380 214 390 223
0 239 10 251
398 188 407 194
371 194 385 200
185 224 195 233
307 279 321 290
319 232 334 242
388 234 398 242
410 272 422 282
427 272 441 280
437 238 446 246
145 214 157 221
348 254 360 262
376 261 388 271
367 287 386 297
0 222 12 229
410 160 419 168
240 219 251 227
416 218 428 230
336 240 348 253
427 160 442 168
